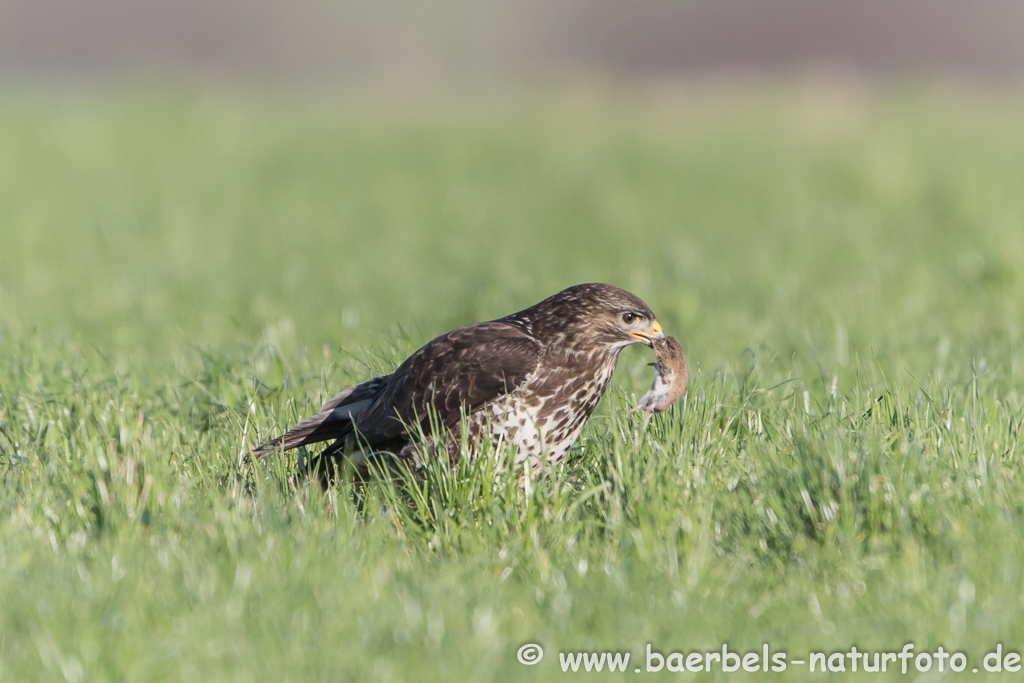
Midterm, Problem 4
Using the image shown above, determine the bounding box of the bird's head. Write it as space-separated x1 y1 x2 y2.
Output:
595 291 664 349
523 283 664 350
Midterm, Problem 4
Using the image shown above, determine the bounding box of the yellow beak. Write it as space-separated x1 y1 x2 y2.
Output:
629 320 664 346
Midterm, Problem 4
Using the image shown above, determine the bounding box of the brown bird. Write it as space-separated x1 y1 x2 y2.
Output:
254 283 664 481
630 335 688 414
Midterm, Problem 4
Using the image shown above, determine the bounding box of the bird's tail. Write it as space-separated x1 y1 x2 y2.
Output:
251 375 388 459
252 411 345 458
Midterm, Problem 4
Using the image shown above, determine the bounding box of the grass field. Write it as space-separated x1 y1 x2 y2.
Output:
2 85 1024 681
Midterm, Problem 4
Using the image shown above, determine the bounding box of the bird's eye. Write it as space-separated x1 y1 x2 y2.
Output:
621 312 639 325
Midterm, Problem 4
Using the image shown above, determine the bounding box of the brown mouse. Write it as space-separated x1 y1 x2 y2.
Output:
631 335 688 414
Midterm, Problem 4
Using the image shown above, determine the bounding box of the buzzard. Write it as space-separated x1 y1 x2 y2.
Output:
254 283 664 481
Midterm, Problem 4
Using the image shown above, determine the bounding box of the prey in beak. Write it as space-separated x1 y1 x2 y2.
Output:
631 335 688 414
629 320 664 348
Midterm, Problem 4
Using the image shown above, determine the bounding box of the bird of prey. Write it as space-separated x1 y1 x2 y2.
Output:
630 336 688 414
253 283 665 482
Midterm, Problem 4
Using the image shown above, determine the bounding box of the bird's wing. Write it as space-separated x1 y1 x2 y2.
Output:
352 322 542 444
252 375 389 458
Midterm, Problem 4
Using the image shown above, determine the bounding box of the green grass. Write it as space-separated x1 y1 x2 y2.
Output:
2 85 1024 681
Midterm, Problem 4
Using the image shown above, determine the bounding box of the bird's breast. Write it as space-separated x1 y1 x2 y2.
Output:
468 354 618 468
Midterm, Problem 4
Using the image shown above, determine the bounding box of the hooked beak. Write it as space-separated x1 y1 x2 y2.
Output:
629 320 664 347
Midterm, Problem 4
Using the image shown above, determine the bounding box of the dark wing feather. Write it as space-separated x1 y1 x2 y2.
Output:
352 322 541 444
252 376 388 458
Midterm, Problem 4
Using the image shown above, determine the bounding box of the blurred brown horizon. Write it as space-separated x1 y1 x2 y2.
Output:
2 0 1024 87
